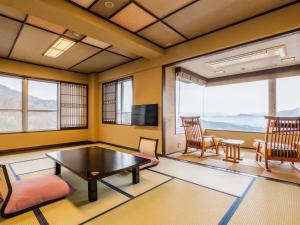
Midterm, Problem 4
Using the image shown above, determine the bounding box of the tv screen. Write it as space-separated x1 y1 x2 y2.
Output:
131 104 158 126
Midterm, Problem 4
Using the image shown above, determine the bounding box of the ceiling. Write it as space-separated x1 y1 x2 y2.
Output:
0 4 140 74
69 0 296 48
175 32 300 78
0 0 298 74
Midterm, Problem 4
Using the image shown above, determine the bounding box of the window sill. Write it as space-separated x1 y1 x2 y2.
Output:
0 127 88 135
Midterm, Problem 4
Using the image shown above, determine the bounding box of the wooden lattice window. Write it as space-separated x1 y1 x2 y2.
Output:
102 77 133 124
60 82 88 129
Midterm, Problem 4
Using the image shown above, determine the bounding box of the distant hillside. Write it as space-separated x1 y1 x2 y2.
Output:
277 108 300 116
0 84 57 110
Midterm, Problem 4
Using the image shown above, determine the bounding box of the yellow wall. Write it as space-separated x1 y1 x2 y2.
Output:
98 67 163 153
0 59 91 151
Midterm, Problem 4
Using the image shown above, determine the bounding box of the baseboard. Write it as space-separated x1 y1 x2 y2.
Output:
0 141 95 156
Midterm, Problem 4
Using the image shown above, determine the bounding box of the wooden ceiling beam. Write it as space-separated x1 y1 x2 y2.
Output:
0 0 164 59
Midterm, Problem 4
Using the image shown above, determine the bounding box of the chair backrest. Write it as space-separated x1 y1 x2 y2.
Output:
138 137 159 158
181 116 203 144
265 116 300 150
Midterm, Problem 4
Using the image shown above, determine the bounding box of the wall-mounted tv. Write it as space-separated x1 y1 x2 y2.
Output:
131 104 158 126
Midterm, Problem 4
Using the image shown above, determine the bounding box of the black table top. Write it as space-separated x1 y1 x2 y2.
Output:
46 146 150 180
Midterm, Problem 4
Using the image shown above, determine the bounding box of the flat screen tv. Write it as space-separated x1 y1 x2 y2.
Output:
131 104 158 126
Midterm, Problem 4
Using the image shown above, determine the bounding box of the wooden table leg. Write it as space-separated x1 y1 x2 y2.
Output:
225 145 228 160
238 145 241 160
88 180 98 202
55 162 61 175
132 166 140 184
233 145 237 163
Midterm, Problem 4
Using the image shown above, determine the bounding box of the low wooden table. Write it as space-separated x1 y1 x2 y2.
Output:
46 146 150 202
221 139 244 163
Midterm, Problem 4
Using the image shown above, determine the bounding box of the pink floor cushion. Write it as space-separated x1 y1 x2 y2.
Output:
5 175 75 214
133 152 160 169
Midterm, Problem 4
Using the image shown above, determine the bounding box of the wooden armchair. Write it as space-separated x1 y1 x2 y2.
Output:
254 116 300 171
181 116 222 157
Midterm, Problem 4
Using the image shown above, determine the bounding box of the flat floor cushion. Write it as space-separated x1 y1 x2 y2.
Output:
5 175 74 214
132 152 159 169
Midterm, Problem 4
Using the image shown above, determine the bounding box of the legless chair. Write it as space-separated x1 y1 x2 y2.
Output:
254 116 300 171
181 116 222 157
132 137 159 169
0 164 74 218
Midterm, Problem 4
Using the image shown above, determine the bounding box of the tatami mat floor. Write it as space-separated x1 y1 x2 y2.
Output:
0 143 299 225
168 148 300 184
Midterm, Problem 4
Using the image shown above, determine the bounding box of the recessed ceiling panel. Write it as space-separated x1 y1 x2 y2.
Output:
135 0 194 18
10 25 100 69
107 46 140 59
138 21 185 47
163 0 294 38
64 30 85 40
110 3 157 32
0 4 26 21
82 36 111 49
70 0 95 8
71 50 131 73
91 0 130 18
0 16 22 57
27 15 66 34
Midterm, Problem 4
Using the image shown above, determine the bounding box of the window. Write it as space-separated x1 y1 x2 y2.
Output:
28 80 58 131
60 83 87 128
276 76 300 116
176 78 204 133
103 77 133 125
203 80 269 132
0 75 23 132
0 73 88 133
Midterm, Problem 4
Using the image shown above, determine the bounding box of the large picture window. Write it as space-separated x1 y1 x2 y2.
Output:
102 77 133 125
0 75 23 132
28 80 58 131
276 76 300 116
175 79 269 133
203 81 269 132
0 73 87 133
176 78 204 133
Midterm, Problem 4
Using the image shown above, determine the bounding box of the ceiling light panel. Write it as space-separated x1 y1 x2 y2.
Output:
70 0 95 8
82 36 111 49
206 46 287 69
281 57 295 63
91 0 129 18
110 3 157 32
44 37 76 58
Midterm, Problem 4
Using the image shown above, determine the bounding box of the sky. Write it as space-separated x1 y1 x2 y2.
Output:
0 75 57 100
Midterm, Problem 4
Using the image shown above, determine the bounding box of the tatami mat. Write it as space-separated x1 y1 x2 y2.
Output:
38 169 129 225
10 157 54 175
102 169 172 197
229 178 300 225
0 211 40 225
86 179 236 225
151 157 253 197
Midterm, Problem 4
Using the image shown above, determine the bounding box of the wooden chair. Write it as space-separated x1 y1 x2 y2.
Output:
181 116 222 157
132 137 159 169
254 116 300 171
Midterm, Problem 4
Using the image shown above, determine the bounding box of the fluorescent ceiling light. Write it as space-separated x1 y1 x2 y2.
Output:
215 70 225 74
43 37 76 58
206 45 287 69
281 57 295 63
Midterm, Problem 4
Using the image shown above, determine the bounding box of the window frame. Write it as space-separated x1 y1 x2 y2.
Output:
102 76 133 125
0 72 88 134
174 76 300 134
